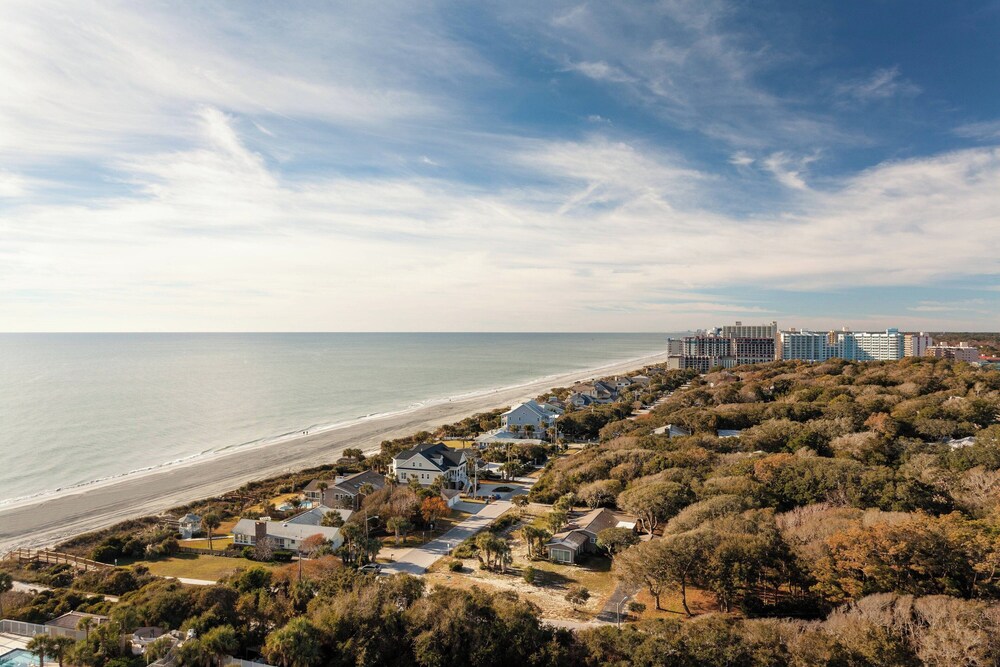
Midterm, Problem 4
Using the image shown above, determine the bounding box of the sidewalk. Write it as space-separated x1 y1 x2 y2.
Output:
380 500 511 575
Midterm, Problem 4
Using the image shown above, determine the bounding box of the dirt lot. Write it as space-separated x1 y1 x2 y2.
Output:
424 511 617 621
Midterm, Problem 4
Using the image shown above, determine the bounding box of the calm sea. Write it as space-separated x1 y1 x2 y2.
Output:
0 333 668 504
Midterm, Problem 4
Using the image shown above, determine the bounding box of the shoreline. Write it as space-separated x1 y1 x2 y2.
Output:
0 349 672 553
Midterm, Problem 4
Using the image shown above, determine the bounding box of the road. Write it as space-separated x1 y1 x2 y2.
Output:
10 579 120 602
380 500 512 575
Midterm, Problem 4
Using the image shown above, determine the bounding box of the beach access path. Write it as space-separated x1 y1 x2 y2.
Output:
380 500 511 575
0 351 672 554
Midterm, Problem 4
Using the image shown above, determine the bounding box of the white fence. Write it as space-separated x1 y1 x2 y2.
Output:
226 657 275 667
0 618 86 640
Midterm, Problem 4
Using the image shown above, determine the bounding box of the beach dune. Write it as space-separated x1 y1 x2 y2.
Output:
0 350 672 553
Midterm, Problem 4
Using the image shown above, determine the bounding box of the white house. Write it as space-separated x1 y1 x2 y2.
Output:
233 506 349 552
500 400 562 437
177 513 201 539
391 442 469 489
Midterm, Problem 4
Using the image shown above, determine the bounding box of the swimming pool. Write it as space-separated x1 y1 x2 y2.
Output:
0 650 40 667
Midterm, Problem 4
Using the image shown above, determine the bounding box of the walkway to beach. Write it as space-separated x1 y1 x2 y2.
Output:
380 500 512 575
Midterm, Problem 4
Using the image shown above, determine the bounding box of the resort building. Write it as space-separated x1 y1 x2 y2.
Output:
666 321 779 371
391 442 469 489
780 328 904 362
925 343 981 362
904 332 934 357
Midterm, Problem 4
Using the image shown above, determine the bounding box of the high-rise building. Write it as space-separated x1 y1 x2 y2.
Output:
666 322 778 370
722 320 779 340
904 332 934 357
780 328 904 362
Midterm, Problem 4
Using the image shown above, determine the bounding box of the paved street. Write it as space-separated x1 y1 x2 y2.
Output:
380 500 511 575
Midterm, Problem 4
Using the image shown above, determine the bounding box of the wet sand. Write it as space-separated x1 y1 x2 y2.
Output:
0 350 671 552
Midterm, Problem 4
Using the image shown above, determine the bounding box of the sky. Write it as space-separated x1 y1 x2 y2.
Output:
1 0 999 332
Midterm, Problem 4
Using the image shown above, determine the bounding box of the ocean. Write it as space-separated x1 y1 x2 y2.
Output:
0 333 669 505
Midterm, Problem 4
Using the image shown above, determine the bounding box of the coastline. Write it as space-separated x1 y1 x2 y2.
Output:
0 348 672 553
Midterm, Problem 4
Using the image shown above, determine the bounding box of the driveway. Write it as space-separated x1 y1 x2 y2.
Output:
380 500 511 575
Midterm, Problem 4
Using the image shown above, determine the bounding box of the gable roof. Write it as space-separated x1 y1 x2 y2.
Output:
330 469 386 495
393 442 467 470
570 508 623 535
286 505 353 526
501 400 562 420
303 478 338 493
234 518 342 543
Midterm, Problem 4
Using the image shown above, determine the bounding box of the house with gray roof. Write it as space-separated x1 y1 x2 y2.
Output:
314 469 386 509
545 508 636 564
391 442 469 489
500 400 562 438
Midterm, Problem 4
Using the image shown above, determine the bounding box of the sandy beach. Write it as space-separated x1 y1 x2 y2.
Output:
0 350 672 553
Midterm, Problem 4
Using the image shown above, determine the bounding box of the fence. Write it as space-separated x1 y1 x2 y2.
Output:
4 548 111 572
175 546 240 558
0 619 86 640
226 658 275 667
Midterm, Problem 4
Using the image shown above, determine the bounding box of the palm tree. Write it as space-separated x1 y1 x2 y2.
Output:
0 571 12 617
26 635 54 667
201 625 238 667
77 616 94 640
264 617 322 667
48 636 75 667
202 512 222 551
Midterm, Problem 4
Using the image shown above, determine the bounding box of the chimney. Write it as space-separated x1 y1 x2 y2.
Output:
254 521 268 543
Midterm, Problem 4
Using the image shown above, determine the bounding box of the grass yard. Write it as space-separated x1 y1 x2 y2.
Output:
376 510 473 549
145 553 273 582
181 536 234 550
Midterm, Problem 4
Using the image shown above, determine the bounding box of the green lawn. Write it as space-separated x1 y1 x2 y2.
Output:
145 553 274 581
181 536 234 550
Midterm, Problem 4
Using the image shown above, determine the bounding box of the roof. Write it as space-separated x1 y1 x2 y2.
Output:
393 442 467 470
441 489 461 499
330 469 386 496
546 531 590 550
179 513 200 523
233 518 342 544
570 508 623 535
303 478 338 493
286 505 353 526
46 611 109 629
501 400 562 420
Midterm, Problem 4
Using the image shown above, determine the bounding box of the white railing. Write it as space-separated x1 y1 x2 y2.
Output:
0 619 86 640
225 657 275 667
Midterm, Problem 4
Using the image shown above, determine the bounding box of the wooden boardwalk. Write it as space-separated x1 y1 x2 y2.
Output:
4 547 112 572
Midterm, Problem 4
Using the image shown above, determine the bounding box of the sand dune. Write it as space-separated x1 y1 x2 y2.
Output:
0 350 671 552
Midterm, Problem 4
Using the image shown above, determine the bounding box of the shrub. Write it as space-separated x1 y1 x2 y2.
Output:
272 550 294 563
447 560 463 572
523 566 536 585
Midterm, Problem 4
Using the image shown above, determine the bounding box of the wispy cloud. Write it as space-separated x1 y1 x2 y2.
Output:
836 66 921 103
955 120 1000 141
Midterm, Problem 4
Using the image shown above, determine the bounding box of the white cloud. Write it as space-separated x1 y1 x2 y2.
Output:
836 66 921 103
761 151 820 190
955 120 1000 141
3 110 1000 331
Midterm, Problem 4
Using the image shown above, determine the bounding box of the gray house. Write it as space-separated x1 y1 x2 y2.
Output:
545 508 636 564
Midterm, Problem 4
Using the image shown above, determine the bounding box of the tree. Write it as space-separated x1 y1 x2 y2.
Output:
386 516 413 545
546 510 568 533
320 510 344 527
344 447 365 461
201 624 238 667
420 496 449 526
476 532 511 572
596 527 639 558
565 585 591 609
263 617 323 667
617 482 691 535
77 615 94 640
48 637 74 667
202 512 222 551
0 571 12 617
27 635 54 667
254 536 276 562
615 540 675 611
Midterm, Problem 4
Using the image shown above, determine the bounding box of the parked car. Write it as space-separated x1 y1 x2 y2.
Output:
359 563 382 574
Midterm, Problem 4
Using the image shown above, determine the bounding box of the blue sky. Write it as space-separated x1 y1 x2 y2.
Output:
1 1 998 332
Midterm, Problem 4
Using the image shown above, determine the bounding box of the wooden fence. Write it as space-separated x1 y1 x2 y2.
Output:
4 548 111 572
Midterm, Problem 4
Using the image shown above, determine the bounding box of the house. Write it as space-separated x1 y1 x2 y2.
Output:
612 376 634 390
391 442 469 489
46 611 109 632
441 488 461 508
319 469 386 509
629 375 652 387
130 627 169 655
572 381 617 404
500 400 562 437
233 506 348 552
302 479 336 504
474 429 545 447
567 392 595 408
652 424 692 438
178 513 201 539
717 429 743 438
545 508 636 564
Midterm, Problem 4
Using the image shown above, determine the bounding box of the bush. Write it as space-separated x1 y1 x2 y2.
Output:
447 560 463 572
242 547 255 560
523 566 536 585
628 601 646 615
90 544 119 564
272 550 294 563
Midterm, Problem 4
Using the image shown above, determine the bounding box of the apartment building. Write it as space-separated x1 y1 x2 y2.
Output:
780 328 904 362
925 343 980 362
904 332 934 357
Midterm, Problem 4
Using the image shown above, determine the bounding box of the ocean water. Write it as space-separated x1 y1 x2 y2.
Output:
0 333 668 505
